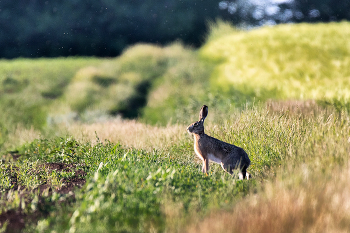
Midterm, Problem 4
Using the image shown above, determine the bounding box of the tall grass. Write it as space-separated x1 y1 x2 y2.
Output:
201 22 350 108
65 101 350 182
186 163 350 233
47 101 350 232
65 119 185 152
2 22 350 232
178 101 349 233
205 19 239 43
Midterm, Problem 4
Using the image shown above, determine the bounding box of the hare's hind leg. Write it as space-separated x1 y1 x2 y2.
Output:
241 166 251 180
222 161 248 180
221 162 233 175
202 158 209 174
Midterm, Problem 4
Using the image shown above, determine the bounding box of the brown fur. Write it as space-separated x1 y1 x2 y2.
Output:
187 105 251 179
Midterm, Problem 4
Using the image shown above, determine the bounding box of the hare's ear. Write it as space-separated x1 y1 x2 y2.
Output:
199 105 208 121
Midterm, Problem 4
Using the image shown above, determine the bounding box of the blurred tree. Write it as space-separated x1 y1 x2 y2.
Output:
218 0 296 27
293 0 350 22
219 0 350 27
0 0 220 58
1 0 349 58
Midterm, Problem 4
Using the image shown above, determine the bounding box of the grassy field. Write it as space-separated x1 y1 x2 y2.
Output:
0 58 106 151
1 22 350 232
201 21 350 108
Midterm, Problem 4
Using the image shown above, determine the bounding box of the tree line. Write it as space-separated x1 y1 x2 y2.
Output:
0 0 349 58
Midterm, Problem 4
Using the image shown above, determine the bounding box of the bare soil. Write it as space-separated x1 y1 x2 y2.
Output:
0 157 86 233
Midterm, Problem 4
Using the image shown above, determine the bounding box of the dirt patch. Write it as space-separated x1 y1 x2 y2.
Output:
41 162 86 194
0 210 26 233
0 161 87 233
9 152 21 161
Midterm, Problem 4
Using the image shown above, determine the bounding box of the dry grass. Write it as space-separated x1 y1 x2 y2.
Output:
181 101 350 233
53 100 350 233
65 100 350 179
266 99 324 117
2 125 41 152
66 119 187 152
186 164 350 233
9 100 349 232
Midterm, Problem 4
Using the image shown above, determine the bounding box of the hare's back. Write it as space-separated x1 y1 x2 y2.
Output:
206 135 250 166
225 146 250 168
235 147 250 166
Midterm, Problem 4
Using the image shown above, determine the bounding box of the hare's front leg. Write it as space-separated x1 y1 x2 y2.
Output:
202 158 209 174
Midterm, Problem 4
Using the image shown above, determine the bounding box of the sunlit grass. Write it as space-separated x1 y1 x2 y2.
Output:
0 58 104 151
65 119 186 152
205 19 239 43
186 163 350 233
2 125 41 152
45 43 212 125
64 101 350 182
42 101 350 232
1 22 350 233
201 22 350 104
2 92 350 233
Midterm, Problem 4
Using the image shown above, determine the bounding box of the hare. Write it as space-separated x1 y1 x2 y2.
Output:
187 105 251 179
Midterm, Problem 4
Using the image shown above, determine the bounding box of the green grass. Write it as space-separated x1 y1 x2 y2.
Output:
0 58 105 127
200 22 350 106
1 22 350 233
2 135 251 232
2 22 350 132
2 102 349 232
0 58 105 152
33 43 214 127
